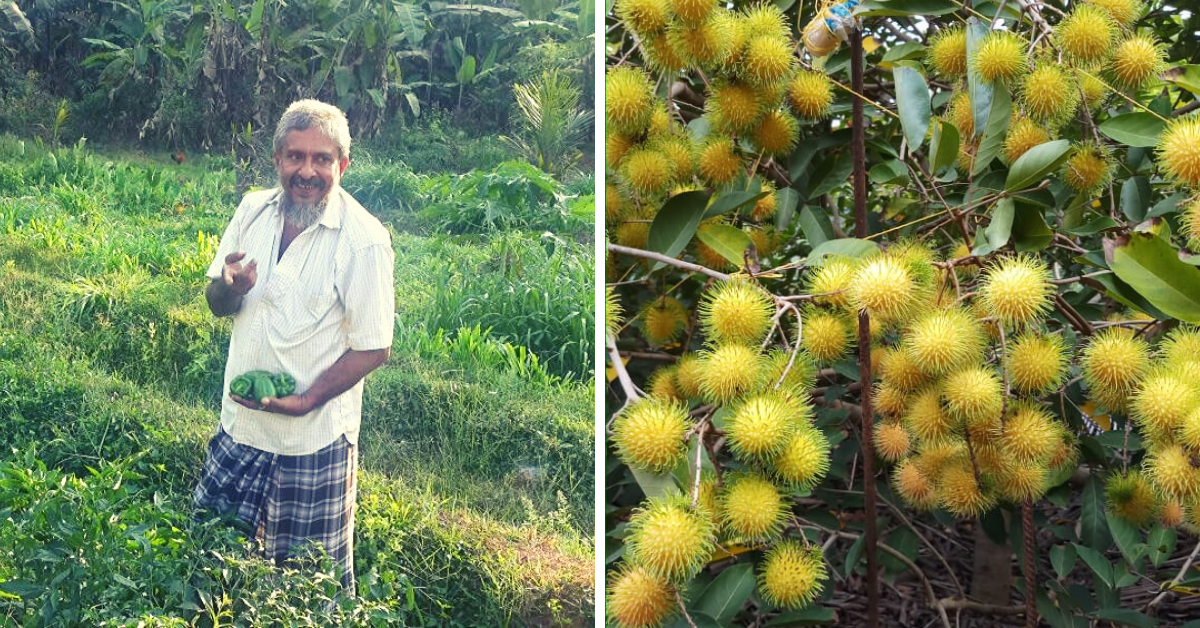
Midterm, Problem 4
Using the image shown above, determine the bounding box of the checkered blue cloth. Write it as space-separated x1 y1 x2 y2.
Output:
193 427 358 593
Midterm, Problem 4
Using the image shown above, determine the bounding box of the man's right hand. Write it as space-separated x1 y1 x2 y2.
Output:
221 252 257 296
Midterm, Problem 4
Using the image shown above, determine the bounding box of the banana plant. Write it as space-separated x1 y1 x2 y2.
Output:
81 0 189 101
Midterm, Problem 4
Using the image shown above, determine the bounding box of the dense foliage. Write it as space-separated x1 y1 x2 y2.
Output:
605 0 1200 626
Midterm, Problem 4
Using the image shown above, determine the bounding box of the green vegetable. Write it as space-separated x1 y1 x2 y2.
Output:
273 372 296 397
252 374 277 402
229 375 252 398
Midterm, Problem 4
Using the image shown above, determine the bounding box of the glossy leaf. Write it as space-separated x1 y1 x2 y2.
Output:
775 188 801 232
799 205 835 247
929 119 959 174
693 564 756 624
1106 514 1145 566
1005 139 1071 192
705 190 768 219
1110 232 1200 323
1081 475 1113 548
1165 64 1200 96
1012 203 1053 252
893 63 931 151
1073 543 1114 588
647 191 711 260
1050 544 1076 580
859 0 959 16
972 198 1013 256
695 224 752 267
807 238 878 265
1094 608 1158 628
807 151 853 199
973 81 1011 176
630 467 680 500
1099 112 1166 148
965 19 993 138
1148 526 1176 568
765 606 837 625
1121 176 1152 222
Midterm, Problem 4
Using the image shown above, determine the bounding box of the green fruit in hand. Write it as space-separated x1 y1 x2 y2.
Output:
232 370 295 402
253 374 277 402
229 375 253 398
273 372 297 397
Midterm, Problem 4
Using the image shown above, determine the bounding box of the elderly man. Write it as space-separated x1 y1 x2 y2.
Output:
194 99 395 594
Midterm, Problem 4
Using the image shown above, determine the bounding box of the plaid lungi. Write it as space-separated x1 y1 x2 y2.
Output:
193 427 358 594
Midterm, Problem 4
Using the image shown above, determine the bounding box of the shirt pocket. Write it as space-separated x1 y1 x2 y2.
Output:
262 272 338 346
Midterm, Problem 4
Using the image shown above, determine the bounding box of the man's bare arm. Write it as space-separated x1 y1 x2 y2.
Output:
233 347 391 416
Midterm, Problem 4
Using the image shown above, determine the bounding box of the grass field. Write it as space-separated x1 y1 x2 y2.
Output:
0 136 595 626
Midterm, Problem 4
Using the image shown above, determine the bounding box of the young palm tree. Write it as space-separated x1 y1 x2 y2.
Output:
502 70 594 178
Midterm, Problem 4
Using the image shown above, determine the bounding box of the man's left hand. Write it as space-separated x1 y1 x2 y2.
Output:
230 392 313 416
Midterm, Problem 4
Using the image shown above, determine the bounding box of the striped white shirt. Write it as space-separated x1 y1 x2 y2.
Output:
206 186 395 455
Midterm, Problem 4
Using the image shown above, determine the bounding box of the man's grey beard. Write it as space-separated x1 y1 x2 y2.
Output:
279 175 329 229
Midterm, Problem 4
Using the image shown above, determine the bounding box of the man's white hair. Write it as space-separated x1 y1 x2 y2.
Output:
272 99 351 159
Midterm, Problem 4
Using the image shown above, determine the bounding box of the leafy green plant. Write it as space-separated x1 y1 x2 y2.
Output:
502 70 595 178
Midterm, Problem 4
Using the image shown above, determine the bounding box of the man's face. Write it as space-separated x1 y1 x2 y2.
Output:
273 126 349 214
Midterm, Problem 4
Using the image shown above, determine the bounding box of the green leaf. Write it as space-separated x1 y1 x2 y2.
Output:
245 0 265 37
859 0 959 17
930 119 960 174
693 564 756 623
1107 514 1145 566
869 159 908 184
973 81 1011 176
844 535 865 577
893 63 931 151
456 55 477 84
775 188 801 232
807 238 878 265
695 225 752 267
405 92 421 118
1110 232 1200 323
1165 65 1200 97
1090 273 1169 321
972 198 1013 256
1081 475 1113 548
1005 139 1072 192
1012 202 1052 252
799 205 835 248
766 606 837 625
1094 608 1158 628
647 191 711 260
666 612 722 628
1050 544 1076 580
1062 215 1119 236
630 467 680 500
1099 112 1166 148
1120 176 1151 224
881 41 926 62
965 19 993 139
705 190 768 219
807 152 852 199
1148 526 1176 568
1073 543 1114 588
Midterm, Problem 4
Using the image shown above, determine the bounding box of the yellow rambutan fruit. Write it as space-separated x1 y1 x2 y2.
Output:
875 421 911 462
708 81 764 134
848 255 918 324
800 310 852 364
938 461 996 518
727 393 799 461
616 0 671 34
878 346 931 393
1006 332 1068 395
607 133 636 170
612 397 690 473
675 354 705 400
757 540 827 609
971 31 1027 84
1085 0 1144 26
1046 426 1078 472
669 0 716 26
903 387 956 443
697 136 742 186
641 31 687 73
668 18 727 70
740 4 789 40
752 109 799 157
622 148 676 195
695 472 720 525
647 106 673 138
1180 199 1200 251
1000 404 1060 463
742 35 794 86
606 180 626 222
606 66 656 136
700 277 774 345
606 565 675 628
750 182 778 222
1080 329 1152 413
902 307 985 376
875 382 910 419
712 10 748 67
626 495 716 582
1105 470 1158 526
1056 4 1118 66
914 439 967 476
971 438 1010 477
1161 325 1200 366
787 70 833 120
771 424 831 490
807 258 857 311
1130 369 1199 444
646 366 684 402
653 136 695 184
947 91 975 138
1159 499 1185 528
927 26 967 78
942 366 1003 428
747 225 780 258
698 343 765 403
1145 444 1200 500
1077 70 1108 111
721 472 787 542
764 349 817 397
606 286 624 338
1020 61 1079 126
1063 142 1114 193
616 220 651 251
1110 35 1165 91
894 459 938 510
978 254 1053 328
1157 115 1200 189
1003 116 1052 165
995 460 1050 502
640 295 689 346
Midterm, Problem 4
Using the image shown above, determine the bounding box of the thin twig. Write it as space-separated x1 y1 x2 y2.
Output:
607 243 731 282
1146 537 1200 611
